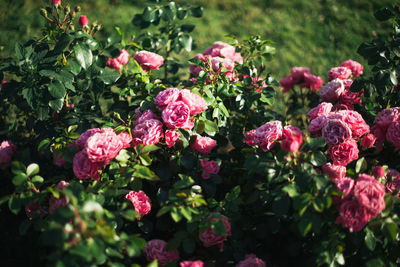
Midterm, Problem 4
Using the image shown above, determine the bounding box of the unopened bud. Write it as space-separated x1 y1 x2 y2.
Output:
71 11 75 17
97 24 102 31
64 6 70 13
75 6 81 12
51 0 61 7
40 8 48 17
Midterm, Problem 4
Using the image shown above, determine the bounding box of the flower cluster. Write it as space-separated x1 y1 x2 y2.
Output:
131 109 164 147
367 107 400 150
125 190 151 219
199 214 231 251
144 239 180 266
280 67 324 93
134 50 164 71
106 49 130 70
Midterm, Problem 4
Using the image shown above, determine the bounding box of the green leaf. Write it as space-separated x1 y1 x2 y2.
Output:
383 219 398 241
355 157 367 173
74 43 93 70
141 145 160 154
298 218 312 236
307 137 326 151
49 98 64 111
11 161 26 175
156 206 172 217
310 151 326 167
211 220 227 236
32 175 44 184
190 6 203 17
8 196 21 214
182 238 195 254
374 8 394 21
181 24 195 33
178 34 193 52
26 163 39 176
98 69 120 85
364 229 376 251
282 183 299 197
218 102 230 117
202 119 218 136
52 33 73 54
390 70 398 86
38 139 51 151
142 7 156 22
133 165 160 181
12 174 27 186
162 6 175 22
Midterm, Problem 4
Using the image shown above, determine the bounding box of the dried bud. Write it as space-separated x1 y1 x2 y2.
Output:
75 6 81 12
40 8 48 17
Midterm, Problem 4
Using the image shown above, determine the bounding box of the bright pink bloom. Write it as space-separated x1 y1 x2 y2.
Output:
290 67 310 83
199 215 231 251
134 51 164 71
371 125 386 150
341 59 363 77
281 125 303 152
165 130 180 148
243 129 256 146
73 151 102 180
49 181 69 214
131 119 164 146
51 0 61 6
303 73 324 91
85 129 123 164
0 140 16 167
386 121 400 149
336 110 370 139
144 239 179 266
118 132 132 149
322 163 346 180
125 190 151 218
107 58 120 70
75 128 102 150
254 121 283 152
372 166 385 178
190 135 217 155
155 88 181 110
328 138 359 166
179 89 208 115
354 174 385 218
162 101 193 129
78 15 89 26
180 260 204 267
322 119 351 145
361 133 376 148
280 75 294 93
327 67 352 81
375 107 400 129
307 102 333 120
320 79 345 102
201 159 220 179
117 49 130 65
336 200 371 232
236 254 266 267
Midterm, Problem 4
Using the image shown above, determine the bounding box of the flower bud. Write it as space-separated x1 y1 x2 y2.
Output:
78 15 89 26
75 6 81 12
40 8 48 17
71 11 75 17
64 6 70 14
51 0 61 7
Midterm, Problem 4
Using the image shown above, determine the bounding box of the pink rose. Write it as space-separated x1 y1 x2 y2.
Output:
179 89 208 115
290 67 310 83
340 89 363 106
75 128 102 150
354 174 385 218
243 129 256 146
372 166 385 178
254 121 283 152
201 159 220 179
132 119 164 147
125 190 151 218
133 108 156 126
78 15 89 26
386 178 400 197
144 239 179 266
336 200 371 232
73 151 102 180
236 254 266 267
204 41 243 64
341 59 363 77
165 130 180 148
190 135 217 155
280 75 294 93
386 121 400 149
336 110 370 139
327 67 352 81
371 125 386 150
52 0 61 6
162 101 193 129
308 115 328 136
53 151 66 167
334 177 355 200
328 138 359 166
154 88 181 110
134 50 164 71
322 119 351 145
360 133 376 148
281 125 303 152
180 260 204 267
117 49 130 65
190 54 206 76
49 180 69 214
107 58 121 70
85 129 123 164
118 132 132 149
199 214 231 251
211 57 234 72
375 107 400 129
307 102 333 120
0 140 16 167
320 79 345 102
341 79 354 90
303 73 324 91
332 103 354 111
322 163 346 180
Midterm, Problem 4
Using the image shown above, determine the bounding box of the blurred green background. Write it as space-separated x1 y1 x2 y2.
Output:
0 0 394 78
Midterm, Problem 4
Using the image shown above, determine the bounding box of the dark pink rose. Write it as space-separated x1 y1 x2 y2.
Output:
375 107 400 129
190 54 206 76
180 260 204 267
236 254 266 267
320 79 345 102
308 115 328 136
201 159 220 179
49 180 69 214
290 67 310 83
336 200 371 232
154 88 181 110
303 73 324 91
322 119 351 145
179 89 208 115
78 15 89 26
118 132 132 149
386 177 400 197
328 138 359 166
73 151 102 180
341 79 354 90
133 108 156 126
243 129 256 146
85 129 123 164
254 121 283 152
361 133 376 148
107 58 121 70
144 239 179 266
190 135 217 155
336 110 370 139
199 214 231 252
165 130 180 148
371 125 386 150
372 166 385 178
307 102 333 120
386 121 400 149
0 140 16 167
132 119 164 146
280 75 294 93
341 59 363 77
125 190 151 218
334 177 355 200
322 163 346 180
134 51 164 71
340 89 363 106
53 151 66 167
75 128 102 150
281 125 303 152
327 67 352 81
162 101 192 129
354 174 385 218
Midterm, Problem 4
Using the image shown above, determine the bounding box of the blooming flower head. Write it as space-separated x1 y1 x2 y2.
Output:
307 102 333 120
73 151 102 180
386 122 400 149
281 125 303 152
165 130 180 148
125 190 151 218
336 200 371 232
322 119 352 145
162 101 193 130
78 15 89 26
254 121 283 151
290 67 310 83
322 163 346 180
320 79 345 102
190 135 217 155
179 89 208 115
280 75 294 93
328 138 359 166
144 239 179 266
236 254 266 267
327 67 352 81
155 88 181 110
199 214 231 251
131 119 164 147
118 132 132 149
85 128 123 164
201 159 220 179
353 174 385 218
341 59 363 77
180 261 204 267
134 50 164 71
303 73 324 91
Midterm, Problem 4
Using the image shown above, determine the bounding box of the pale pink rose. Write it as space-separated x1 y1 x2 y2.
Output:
0 140 16 167
85 129 123 163
341 79 354 90
204 41 243 63
254 121 283 152
165 130 179 148
307 102 333 119
375 107 400 129
144 239 179 266
322 119 352 145
180 260 203 267
320 79 345 102
118 132 132 149
308 115 329 136
107 58 121 70
190 135 217 155
53 151 66 167
75 128 102 150
386 121 400 149
155 88 181 110
236 254 266 267
78 15 89 26
49 181 70 214
340 89 363 105
179 89 208 115
280 75 294 93
117 49 130 65
133 108 156 126
199 215 231 251
336 200 371 232
354 174 385 218
131 119 164 146
190 54 206 76
336 110 370 139
328 138 359 166
162 101 192 129
281 125 303 152
201 159 220 179
134 51 164 71
290 67 310 83
372 166 385 178
327 67 352 81
303 73 324 91
243 129 256 146
125 190 151 218
371 125 386 150
360 133 376 148
73 151 102 180
341 59 363 77
211 57 234 72
322 163 346 180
